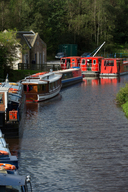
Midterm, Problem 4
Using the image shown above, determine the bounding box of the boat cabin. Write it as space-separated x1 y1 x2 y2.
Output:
0 88 8 113
22 71 62 102
80 56 103 73
55 67 83 88
60 56 81 69
0 172 32 192
100 58 128 76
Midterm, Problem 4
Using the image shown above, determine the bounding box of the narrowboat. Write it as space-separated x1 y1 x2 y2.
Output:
100 58 128 77
0 130 18 169
0 129 32 192
0 171 32 192
80 56 103 77
55 67 83 88
60 56 81 69
0 75 23 133
21 71 62 102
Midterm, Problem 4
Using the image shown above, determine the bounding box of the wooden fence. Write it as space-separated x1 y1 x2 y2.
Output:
18 63 61 71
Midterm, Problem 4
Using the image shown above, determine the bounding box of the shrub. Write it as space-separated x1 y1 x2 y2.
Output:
122 101 128 117
116 83 128 104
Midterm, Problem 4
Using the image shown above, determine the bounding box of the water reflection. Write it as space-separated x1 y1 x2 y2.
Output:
83 77 121 86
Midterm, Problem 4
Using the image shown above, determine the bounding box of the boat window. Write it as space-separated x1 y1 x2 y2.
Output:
72 59 75 61
117 60 123 66
60 59 65 64
55 81 57 87
49 82 54 90
42 84 46 91
54 82 56 88
82 59 85 65
23 85 27 91
104 60 114 66
93 60 96 65
0 93 3 104
28 85 33 91
67 72 73 78
62 74 67 79
0 185 22 191
87 59 92 64
57 79 60 85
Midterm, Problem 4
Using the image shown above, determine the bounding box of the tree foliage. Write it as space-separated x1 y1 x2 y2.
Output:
0 0 128 55
0 29 21 75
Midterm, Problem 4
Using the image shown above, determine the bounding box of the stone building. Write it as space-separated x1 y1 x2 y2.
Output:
14 30 47 69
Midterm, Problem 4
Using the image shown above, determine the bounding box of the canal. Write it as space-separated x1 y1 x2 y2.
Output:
7 75 128 192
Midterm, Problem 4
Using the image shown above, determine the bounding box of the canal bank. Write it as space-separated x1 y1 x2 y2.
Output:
116 83 128 117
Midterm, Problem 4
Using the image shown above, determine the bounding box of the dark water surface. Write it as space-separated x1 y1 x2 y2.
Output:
7 76 128 192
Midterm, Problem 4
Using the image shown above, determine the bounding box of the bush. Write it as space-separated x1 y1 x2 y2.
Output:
116 83 128 104
122 101 128 117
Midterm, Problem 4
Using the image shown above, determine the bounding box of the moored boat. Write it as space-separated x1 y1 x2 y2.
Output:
0 75 23 133
60 56 81 69
0 129 32 192
80 56 103 77
55 67 83 88
21 71 62 102
0 131 18 169
100 58 128 77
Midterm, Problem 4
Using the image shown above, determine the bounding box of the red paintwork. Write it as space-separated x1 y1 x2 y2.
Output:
100 58 128 75
80 56 103 72
60 56 81 69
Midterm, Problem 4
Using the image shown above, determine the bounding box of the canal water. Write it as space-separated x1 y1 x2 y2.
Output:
7 75 128 192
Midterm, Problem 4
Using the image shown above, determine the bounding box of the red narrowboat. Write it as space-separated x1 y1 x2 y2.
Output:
100 58 128 77
80 56 103 77
60 56 81 69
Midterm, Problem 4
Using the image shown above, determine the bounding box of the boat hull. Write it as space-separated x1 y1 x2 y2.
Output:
38 86 61 101
62 76 83 88
82 71 99 77
25 86 61 102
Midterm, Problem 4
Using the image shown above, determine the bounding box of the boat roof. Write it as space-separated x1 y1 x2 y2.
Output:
0 84 22 104
55 67 81 74
22 71 62 84
61 56 81 59
0 173 25 186
102 58 123 60
81 56 103 59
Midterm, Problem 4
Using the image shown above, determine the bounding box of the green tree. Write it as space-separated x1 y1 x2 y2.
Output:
0 30 21 78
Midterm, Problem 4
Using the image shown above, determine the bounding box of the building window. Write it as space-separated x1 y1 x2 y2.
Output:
39 53 42 64
35 54 37 64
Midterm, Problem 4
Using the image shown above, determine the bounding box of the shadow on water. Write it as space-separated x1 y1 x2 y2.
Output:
6 76 128 192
